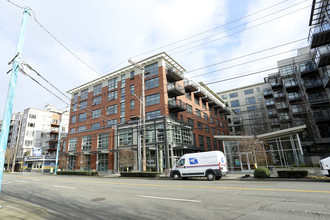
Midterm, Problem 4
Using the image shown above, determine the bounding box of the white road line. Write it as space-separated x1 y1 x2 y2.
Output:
14 180 26 183
53 185 76 190
136 195 201 203
3 182 11 185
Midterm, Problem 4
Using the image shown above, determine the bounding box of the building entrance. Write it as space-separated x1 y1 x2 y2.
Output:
239 152 256 171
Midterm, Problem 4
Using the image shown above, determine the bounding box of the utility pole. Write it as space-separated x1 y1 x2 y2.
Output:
54 113 65 175
11 116 22 172
0 8 30 195
128 59 146 172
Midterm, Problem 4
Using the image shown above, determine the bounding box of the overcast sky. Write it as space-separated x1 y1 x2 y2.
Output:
0 0 311 119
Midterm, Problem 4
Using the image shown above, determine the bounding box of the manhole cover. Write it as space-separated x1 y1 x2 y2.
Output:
91 198 106 202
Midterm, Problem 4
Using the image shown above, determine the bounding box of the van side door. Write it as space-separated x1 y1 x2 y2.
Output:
176 158 186 176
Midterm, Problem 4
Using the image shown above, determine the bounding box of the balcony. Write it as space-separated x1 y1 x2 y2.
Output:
314 45 330 68
314 108 330 123
273 92 285 99
267 109 277 117
201 95 212 103
270 121 280 127
265 100 275 108
263 90 273 97
167 83 185 98
299 62 319 77
276 102 289 111
168 99 186 113
166 68 184 83
309 92 329 107
308 21 330 49
279 116 293 123
288 93 302 102
322 68 330 88
193 89 206 98
284 81 299 91
184 79 198 92
304 79 323 91
291 106 305 115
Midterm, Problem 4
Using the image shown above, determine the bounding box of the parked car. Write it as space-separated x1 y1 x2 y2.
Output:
320 156 330 177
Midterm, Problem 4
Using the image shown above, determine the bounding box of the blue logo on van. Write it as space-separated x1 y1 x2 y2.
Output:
221 157 225 163
189 158 198 165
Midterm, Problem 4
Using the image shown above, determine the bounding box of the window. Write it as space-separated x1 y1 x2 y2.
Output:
233 108 241 114
82 136 92 150
70 128 75 133
29 114 36 119
194 97 200 105
130 85 135 95
130 71 135 78
93 84 102 96
145 62 158 78
156 124 165 142
120 102 125 116
229 92 238 98
107 104 117 115
182 129 193 145
210 117 214 123
145 77 159 90
93 96 101 105
196 109 201 117
71 116 76 123
28 123 35 127
98 133 109 149
281 65 293 77
146 110 161 119
91 123 100 130
78 126 86 132
256 87 261 92
121 74 126 88
186 104 193 113
258 95 262 101
221 94 227 100
79 113 86 122
92 109 101 118
120 117 125 124
244 89 254 95
230 100 240 107
177 159 185 167
121 88 125 101
205 125 209 133
73 93 78 103
81 89 88 100
284 78 298 87
188 118 194 127
108 90 118 101
202 102 206 109
203 113 208 121
146 93 160 106
118 129 133 146
146 125 155 144
25 140 33 146
198 135 204 148
245 97 256 105
72 104 77 112
265 98 275 106
247 105 258 112
107 119 117 127
108 77 118 90
80 101 87 109
198 122 203 131
185 92 191 100
68 138 77 151
130 100 135 110
206 137 211 150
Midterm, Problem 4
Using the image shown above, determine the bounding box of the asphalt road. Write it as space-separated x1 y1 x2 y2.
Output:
1 173 330 220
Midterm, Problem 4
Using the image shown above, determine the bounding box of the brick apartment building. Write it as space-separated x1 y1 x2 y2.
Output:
62 52 230 173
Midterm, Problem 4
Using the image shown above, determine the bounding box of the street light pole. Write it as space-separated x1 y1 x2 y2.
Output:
11 117 22 172
128 59 146 172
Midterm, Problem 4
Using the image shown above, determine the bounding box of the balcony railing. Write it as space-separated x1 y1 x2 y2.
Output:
308 92 329 106
276 102 289 110
167 83 185 97
273 93 285 99
263 90 272 97
168 99 186 113
184 79 198 92
166 68 184 82
308 20 330 48
304 79 323 90
314 108 330 123
288 93 302 102
299 62 318 76
322 67 330 88
314 45 330 68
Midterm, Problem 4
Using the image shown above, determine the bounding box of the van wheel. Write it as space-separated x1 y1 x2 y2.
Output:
215 176 221 180
207 172 215 181
173 172 180 180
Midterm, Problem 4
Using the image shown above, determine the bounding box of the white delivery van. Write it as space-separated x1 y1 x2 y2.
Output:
320 156 330 177
170 151 227 181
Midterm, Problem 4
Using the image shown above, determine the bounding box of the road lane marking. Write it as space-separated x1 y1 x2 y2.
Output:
53 185 76 190
137 195 201 203
14 180 26 183
3 181 11 185
8 176 330 194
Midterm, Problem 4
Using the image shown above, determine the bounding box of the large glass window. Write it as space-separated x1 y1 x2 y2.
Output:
107 119 117 127
229 92 238 98
186 104 193 113
230 100 240 107
120 102 125 116
80 101 87 109
79 113 86 122
108 77 118 90
281 65 293 77
81 89 88 100
121 74 126 88
244 89 254 95
145 62 158 78
82 136 92 150
203 113 208 121
71 115 76 123
92 109 101 118
73 93 78 103
156 124 165 142
93 96 102 105
146 126 155 144
118 129 133 146
145 77 159 90
97 154 108 172
182 129 193 145
68 138 77 151
146 110 161 119
146 93 160 106
221 94 227 100
107 104 117 115
245 97 256 105
91 123 100 130
108 90 118 101
130 85 135 95
198 135 204 148
78 126 86 132
196 109 201 117
93 84 102 96
121 88 125 101
206 137 211 150
98 133 109 149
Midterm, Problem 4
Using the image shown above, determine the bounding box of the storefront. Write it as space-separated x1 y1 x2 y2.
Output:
23 155 57 173
215 125 306 172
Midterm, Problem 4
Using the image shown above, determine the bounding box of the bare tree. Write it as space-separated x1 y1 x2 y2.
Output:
5 148 15 171
119 149 135 172
238 137 268 168
80 153 88 171
59 156 67 171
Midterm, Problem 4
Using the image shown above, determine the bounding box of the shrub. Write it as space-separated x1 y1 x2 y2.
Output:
254 167 271 178
277 170 308 178
120 172 160 177
57 171 98 176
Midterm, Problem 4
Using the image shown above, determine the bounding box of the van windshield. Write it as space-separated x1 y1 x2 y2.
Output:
177 159 185 166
